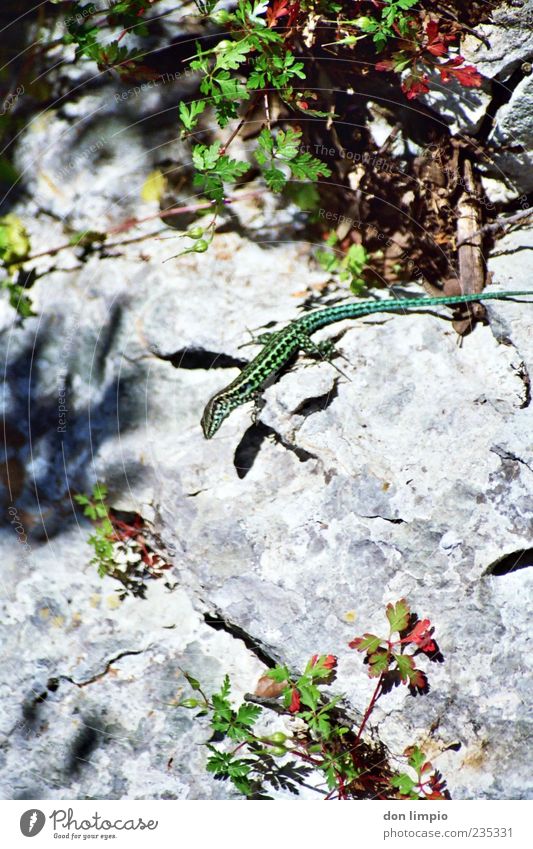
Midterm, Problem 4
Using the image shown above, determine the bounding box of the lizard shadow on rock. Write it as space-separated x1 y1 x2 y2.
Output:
234 422 273 479
234 420 318 479
484 548 533 575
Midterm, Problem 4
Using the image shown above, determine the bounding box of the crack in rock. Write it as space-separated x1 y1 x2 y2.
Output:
360 514 406 525
476 63 526 143
59 649 147 688
489 329 531 408
491 445 533 473
203 610 279 668
515 360 531 408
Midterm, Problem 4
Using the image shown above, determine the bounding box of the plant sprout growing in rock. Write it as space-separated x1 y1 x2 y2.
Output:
177 599 449 799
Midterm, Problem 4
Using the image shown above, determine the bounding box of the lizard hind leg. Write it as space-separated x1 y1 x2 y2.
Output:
297 333 336 360
297 333 351 381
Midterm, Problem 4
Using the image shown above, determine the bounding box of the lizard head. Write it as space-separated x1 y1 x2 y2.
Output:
201 391 234 439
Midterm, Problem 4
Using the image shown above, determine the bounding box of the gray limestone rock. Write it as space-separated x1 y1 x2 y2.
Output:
1 30 532 802
461 2 533 194
462 2 533 80
487 75 533 194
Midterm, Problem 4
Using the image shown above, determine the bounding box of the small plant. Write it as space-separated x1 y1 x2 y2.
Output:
62 0 160 77
0 214 35 318
315 236 370 294
74 483 115 578
0 1 486 309
390 745 449 800
0 2 489 316
74 483 173 598
374 17 482 99
177 599 449 799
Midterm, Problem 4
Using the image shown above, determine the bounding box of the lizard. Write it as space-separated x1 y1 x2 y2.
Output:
201 290 532 439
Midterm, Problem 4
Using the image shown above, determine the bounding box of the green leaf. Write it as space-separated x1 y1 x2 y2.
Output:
232 774 253 796
192 142 222 171
394 652 416 683
391 51 412 73
220 674 231 700
242 0 269 27
0 214 30 266
367 649 390 677
407 745 426 774
179 100 206 131
215 156 249 183
315 249 339 274
212 694 232 720
247 68 266 88
297 682 320 711
206 747 231 774
386 598 410 634
214 38 252 71
193 0 220 15
287 153 331 181
344 244 367 276
257 128 274 155
390 772 417 795
349 633 382 653
92 483 108 501
235 703 262 728
394 0 419 10
315 714 332 738
267 665 291 683
263 167 286 192
212 72 247 102
1 280 35 318
274 128 301 161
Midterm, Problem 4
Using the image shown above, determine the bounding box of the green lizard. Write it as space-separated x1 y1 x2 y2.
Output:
201 290 532 439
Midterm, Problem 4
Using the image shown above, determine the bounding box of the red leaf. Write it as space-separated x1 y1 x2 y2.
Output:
439 59 482 88
424 19 456 57
425 20 439 42
287 2 300 27
449 64 482 87
427 42 446 57
400 619 436 652
266 0 290 27
310 653 337 670
401 74 430 100
375 59 395 72
409 668 428 690
288 688 300 713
